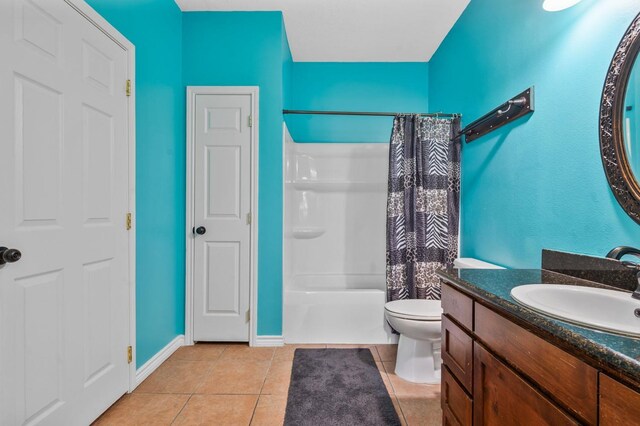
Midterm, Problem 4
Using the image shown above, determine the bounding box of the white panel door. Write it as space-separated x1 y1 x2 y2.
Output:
193 94 253 342
0 1 131 425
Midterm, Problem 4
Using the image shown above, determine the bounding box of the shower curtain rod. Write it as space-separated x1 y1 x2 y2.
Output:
283 109 461 118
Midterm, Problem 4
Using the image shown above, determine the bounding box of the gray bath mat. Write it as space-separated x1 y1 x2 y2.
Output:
284 349 402 426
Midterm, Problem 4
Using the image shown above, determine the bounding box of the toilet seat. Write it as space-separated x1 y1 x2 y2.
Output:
384 300 442 321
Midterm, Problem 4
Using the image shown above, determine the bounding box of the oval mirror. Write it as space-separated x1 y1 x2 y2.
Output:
600 12 640 224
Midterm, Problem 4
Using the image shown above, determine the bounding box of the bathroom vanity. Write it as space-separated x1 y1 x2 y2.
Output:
437 268 640 426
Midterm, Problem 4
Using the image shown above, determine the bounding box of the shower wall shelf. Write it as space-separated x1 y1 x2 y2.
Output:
291 228 326 239
286 180 387 192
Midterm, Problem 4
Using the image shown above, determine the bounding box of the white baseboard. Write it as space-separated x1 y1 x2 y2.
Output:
253 335 284 347
134 335 184 388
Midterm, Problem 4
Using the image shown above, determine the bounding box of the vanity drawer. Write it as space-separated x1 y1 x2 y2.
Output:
599 374 640 425
442 283 473 331
474 303 597 425
442 366 472 426
442 315 473 393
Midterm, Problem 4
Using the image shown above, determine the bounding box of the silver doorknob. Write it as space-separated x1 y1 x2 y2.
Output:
0 247 22 265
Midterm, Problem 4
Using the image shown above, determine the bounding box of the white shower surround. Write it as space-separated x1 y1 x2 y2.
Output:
283 126 397 344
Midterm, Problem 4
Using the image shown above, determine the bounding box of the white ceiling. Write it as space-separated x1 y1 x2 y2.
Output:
175 0 470 62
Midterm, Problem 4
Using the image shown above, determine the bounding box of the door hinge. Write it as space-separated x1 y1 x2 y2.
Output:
127 346 133 364
126 213 132 230
246 310 250 323
246 212 251 225
126 79 131 97
248 115 252 127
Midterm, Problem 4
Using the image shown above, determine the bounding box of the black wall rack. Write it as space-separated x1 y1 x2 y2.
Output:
459 87 535 143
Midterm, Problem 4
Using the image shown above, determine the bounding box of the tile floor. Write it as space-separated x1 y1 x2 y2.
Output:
93 343 442 426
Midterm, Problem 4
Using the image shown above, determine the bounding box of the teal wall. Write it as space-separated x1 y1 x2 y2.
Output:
182 12 288 335
286 63 429 142
85 0 185 367
86 1 640 361
429 0 640 268
283 24 293 111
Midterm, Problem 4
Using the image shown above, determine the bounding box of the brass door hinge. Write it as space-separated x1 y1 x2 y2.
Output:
248 115 252 127
127 346 133 364
126 213 132 230
246 212 251 225
246 310 250 323
126 79 131 97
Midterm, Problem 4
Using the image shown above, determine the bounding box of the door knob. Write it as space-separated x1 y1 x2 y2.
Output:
0 247 22 265
193 226 206 236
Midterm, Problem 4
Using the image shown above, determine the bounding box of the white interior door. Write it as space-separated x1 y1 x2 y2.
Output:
193 93 253 342
0 1 131 425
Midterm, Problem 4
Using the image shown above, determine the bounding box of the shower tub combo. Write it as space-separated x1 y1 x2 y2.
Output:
283 128 396 344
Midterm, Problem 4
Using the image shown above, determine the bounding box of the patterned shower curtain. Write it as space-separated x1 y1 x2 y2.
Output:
386 115 461 301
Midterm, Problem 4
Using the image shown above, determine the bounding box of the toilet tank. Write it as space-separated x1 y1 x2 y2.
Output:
454 258 504 269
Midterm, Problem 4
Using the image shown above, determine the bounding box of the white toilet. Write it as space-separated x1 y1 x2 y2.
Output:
384 258 503 384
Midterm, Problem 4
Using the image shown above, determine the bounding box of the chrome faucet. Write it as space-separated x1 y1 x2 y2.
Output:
606 246 640 300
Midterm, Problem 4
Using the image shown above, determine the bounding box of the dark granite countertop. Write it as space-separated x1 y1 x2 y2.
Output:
436 268 640 387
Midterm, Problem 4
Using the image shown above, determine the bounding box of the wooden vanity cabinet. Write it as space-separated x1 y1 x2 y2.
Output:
440 281 640 426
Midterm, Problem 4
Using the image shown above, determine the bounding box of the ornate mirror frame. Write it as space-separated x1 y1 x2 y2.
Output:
600 12 640 224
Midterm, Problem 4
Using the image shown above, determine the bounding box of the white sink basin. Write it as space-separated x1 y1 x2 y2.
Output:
510 285 640 338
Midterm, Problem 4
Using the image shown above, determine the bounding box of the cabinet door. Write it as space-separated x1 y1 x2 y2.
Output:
600 374 640 425
474 304 597 424
473 343 579 426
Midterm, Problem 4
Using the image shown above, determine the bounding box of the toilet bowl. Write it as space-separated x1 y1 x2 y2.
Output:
384 258 503 384
385 300 443 383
